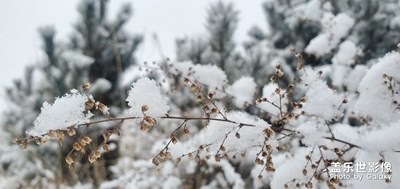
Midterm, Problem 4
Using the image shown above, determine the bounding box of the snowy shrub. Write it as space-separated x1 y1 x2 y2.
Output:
5 0 400 189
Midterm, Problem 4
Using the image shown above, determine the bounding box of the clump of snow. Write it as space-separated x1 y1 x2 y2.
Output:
299 0 322 21
270 148 314 189
170 61 227 96
332 40 357 65
226 77 256 108
61 50 94 67
359 120 400 151
302 68 343 120
257 83 288 118
354 52 400 123
305 13 355 57
126 77 169 117
344 65 368 92
28 89 93 137
90 78 112 93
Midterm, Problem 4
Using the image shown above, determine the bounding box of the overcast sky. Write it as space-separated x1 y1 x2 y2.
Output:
0 0 267 112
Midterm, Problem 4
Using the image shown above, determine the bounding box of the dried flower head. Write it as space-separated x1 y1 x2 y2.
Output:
85 100 95 110
140 116 157 131
88 154 96 163
67 127 76 136
16 138 27 149
65 155 74 166
73 142 83 151
275 69 284 78
81 136 92 145
141 105 149 113
97 103 109 114
103 144 110 152
82 82 91 91
263 128 275 138
103 131 111 141
48 130 56 137
190 84 201 93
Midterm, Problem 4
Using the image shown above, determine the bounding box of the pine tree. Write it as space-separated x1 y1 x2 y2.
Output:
176 1 241 82
1 0 142 187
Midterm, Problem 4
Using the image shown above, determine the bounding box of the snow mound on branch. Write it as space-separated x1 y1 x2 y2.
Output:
126 77 169 117
90 78 112 93
332 40 357 65
226 77 256 108
302 68 343 120
354 52 400 123
170 61 227 97
61 50 94 67
305 13 354 57
28 89 93 137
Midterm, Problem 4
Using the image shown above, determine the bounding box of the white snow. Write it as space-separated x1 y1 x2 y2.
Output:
302 68 343 120
126 77 170 117
332 40 357 65
170 61 228 97
305 13 355 57
90 78 112 93
354 52 400 123
61 50 94 67
28 89 93 137
226 77 256 108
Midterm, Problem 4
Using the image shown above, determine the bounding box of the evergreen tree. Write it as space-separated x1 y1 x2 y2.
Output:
1 0 142 187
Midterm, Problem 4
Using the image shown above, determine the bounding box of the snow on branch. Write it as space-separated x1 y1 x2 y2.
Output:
28 89 93 137
126 77 170 118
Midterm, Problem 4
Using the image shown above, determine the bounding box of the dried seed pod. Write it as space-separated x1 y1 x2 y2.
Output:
73 142 82 151
287 83 295 91
102 144 110 152
94 150 101 158
16 138 27 149
183 78 189 84
103 131 111 141
141 105 149 113
219 145 226 152
270 76 277 83
67 128 76 136
85 100 95 110
171 134 178 144
81 136 92 145
303 169 308 176
275 88 281 94
152 158 159 166
275 69 284 78
88 154 96 163
276 145 285 152
175 157 182 164
97 103 109 114
48 130 56 137
235 132 240 139
263 128 275 138
183 128 190 135
65 155 74 165
190 84 200 93
214 155 221 162
82 82 91 91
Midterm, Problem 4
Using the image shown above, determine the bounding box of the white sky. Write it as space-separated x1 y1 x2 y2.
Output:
0 0 266 111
